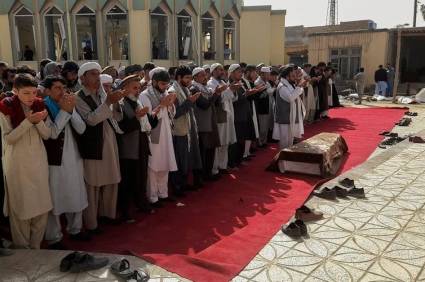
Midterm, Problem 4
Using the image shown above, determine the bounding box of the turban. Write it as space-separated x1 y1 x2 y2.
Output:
78 62 102 78
210 63 223 74
100 74 113 84
228 64 241 74
192 67 204 77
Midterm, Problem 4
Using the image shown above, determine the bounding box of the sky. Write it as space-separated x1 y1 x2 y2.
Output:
243 0 425 28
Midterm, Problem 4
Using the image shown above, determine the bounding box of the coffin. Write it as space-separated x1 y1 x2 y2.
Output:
267 133 348 177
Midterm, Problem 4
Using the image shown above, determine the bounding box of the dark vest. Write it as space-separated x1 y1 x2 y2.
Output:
43 109 66 166
76 90 105 160
275 83 300 124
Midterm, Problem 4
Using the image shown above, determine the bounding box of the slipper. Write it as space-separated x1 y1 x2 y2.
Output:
111 259 133 279
127 269 150 282
348 187 366 198
338 178 355 189
379 131 390 136
409 136 425 143
60 251 81 272
294 220 308 236
335 186 348 198
281 222 302 239
313 187 337 200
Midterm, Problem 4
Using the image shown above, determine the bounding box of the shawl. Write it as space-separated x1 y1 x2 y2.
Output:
0 95 45 129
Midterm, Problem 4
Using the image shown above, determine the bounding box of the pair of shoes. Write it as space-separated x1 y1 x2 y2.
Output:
69 232 91 242
111 259 150 282
396 117 412 126
409 136 425 143
60 252 109 273
338 178 366 198
405 111 418 116
295 206 324 222
48 241 68 250
282 220 307 239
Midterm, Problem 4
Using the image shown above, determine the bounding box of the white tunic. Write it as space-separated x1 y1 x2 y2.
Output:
207 78 237 145
139 91 177 172
45 110 88 215
273 79 305 149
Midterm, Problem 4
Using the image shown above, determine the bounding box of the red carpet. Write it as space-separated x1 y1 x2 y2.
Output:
67 107 405 281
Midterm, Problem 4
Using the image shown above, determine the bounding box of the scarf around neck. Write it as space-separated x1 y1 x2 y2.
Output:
44 96 61 120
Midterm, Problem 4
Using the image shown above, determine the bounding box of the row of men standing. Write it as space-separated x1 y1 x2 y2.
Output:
0 60 336 250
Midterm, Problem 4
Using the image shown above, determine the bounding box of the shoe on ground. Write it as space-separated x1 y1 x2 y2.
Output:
409 136 425 143
127 269 150 282
335 186 349 198
111 258 133 279
60 251 81 272
69 253 109 273
313 187 337 200
338 178 355 189
295 206 324 222
348 187 366 198
0 248 14 257
294 220 308 236
69 231 91 242
281 222 302 239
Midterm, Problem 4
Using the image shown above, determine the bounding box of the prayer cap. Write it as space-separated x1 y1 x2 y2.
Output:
256 63 265 69
78 62 102 78
228 64 241 74
202 64 211 71
210 63 223 73
192 67 204 77
261 66 271 73
100 74 113 84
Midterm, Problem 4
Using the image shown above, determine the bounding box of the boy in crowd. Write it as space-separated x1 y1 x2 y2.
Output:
0 74 52 249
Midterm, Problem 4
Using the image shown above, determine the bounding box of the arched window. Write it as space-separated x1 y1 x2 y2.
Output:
75 5 97 60
177 9 194 60
201 11 215 60
44 6 66 61
223 14 236 60
150 6 169 60
13 6 36 61
105 5 129 61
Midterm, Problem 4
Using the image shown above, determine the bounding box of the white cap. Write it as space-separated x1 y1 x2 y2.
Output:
78 62 102 78
228 64 241 74
100 74 113 84
192 67 205 77
256 63 265 69
210 63 223 74
261 66 271 73
202 64 211 71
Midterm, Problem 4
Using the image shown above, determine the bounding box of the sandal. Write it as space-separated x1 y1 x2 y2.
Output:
111 259 133 279
127 269 150 282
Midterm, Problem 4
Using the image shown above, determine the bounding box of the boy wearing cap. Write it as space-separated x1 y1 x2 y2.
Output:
114 75 158 220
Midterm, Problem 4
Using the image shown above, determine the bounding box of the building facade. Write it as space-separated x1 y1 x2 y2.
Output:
0 0 285 70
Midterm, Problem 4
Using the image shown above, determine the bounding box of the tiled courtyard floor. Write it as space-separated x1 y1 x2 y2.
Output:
1 102 425 282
